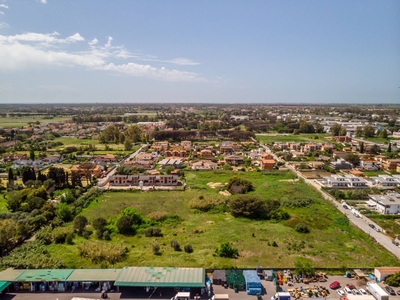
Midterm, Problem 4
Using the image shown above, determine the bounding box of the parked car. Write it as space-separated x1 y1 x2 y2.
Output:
374 227 381 232
352 289 360 295
369 224 375 228
385 286 395 295
337 290 345 297
359 289 367 295
330 281 341 289
397 290 400 296
344 287 352 295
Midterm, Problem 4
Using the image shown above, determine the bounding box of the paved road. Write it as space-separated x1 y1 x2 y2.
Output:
262 144 400 259
97 145 146 187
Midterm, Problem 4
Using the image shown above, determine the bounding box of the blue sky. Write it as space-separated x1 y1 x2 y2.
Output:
0 0 399 104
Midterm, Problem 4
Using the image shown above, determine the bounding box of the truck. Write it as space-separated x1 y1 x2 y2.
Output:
171 292 191 300
271 292 291 300
211 294 229 300
366 282 389 300
345 295 377 300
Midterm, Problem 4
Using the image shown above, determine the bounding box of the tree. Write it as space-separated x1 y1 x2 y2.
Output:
0 219 17 254
295 259 315 276
229 195 267 219
359 142 364 154
30 149 35 161
215 242 239 258
339 127 347 136
7 167 14 188
385 271 400 286
388 143 392 153
152 244 161 255
79 162 97 184
125 125 143 143
70 172 82 188
345 153 360 167
330 124 342 136
124 139 133 151
315 123 324 133
363 125 375 138
56 203 72 222
380 129 388 139
7 191 23 212
43 178 56 190
170 239 181 251
73 216 88 235
99 125 120 144
355 127 363 138
92 217 107 231
116 216 133 234
369 144 380 155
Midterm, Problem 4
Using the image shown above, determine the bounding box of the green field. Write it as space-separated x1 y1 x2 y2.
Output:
0 116 72 128
52 137 133 153
0 192 7 213
47 170 400 269
257 134 331 145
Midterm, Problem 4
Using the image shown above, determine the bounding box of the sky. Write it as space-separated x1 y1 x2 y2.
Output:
0 0 399 104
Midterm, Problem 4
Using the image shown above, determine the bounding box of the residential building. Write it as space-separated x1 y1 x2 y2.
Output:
191 160 218 170
382 159 400 171
3 153 28 162
198 149 213 158
109 174 178 186
360 159 379 171
224 155 244 166
330 159 353 170
323 174 368 188
369 192 400 214
260 153 275 170
157 158 184 169
370 175 400 188
71 163 102 178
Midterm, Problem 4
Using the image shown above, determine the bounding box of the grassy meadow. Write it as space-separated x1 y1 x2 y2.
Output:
0 116 72 128
52 137 133 153
256 134 331 145
47 170 400 269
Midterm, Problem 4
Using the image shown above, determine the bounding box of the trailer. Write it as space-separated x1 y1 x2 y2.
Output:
344 295 376 300
211 294 229 300
366 282 389 300
271 292 291 300
171 292 191 300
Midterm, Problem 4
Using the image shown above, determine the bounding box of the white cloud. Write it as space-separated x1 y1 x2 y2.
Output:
88 38 98 46
66 33 84 42
0 31 204 82
0 4 8 9
0 22 9 29
105 36 113 48
38 0 47 4
168 58 200 66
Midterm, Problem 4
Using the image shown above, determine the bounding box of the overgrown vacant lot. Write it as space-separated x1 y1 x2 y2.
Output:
256 134 330 144
0 116 71 128
48 171 400 269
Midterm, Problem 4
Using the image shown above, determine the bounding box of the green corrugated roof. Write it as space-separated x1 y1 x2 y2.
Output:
67 269 122 282
114 267 205 287
0 281 11 293
0 269 25 281
16 269 74 282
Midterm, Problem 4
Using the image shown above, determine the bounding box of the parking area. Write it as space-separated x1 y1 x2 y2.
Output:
1 275 400 300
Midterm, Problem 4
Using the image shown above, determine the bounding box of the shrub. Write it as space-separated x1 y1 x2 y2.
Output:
116 216 133 234
147 211 168 222
229 195 267 219
95 230 103 239
152 244 161 255
65 233 74 245
103 230 111 240
78 240 128 264
184 243 193 253
144 227 163 237
73 215 88 235
215 242 238 258
227 176 254 194
52 227 70 244
295 223 310 233
92 217 107 231
170 239 181 251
